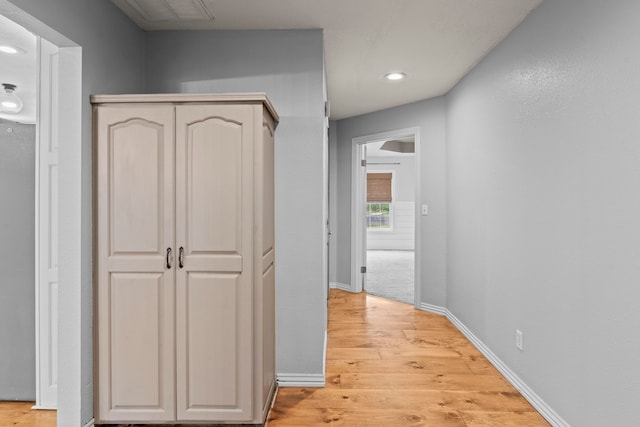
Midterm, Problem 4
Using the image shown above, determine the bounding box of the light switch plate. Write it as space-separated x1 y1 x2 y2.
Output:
421 204 429 215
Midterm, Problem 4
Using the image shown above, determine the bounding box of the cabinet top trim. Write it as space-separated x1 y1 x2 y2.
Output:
90 92 279 122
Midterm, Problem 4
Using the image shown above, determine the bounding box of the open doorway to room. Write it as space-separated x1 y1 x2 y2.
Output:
351 127 420 306
0 10 60 410
1 3 82 424
364 140 415 304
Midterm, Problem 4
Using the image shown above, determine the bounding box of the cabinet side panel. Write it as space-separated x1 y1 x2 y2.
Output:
261 114 277 416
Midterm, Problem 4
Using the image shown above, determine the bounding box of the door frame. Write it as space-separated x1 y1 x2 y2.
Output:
350 127 420 305
34 35 60 410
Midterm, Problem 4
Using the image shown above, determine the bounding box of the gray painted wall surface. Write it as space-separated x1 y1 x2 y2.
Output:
145 30 328 377
446 0 640 425
335 97 447 306
5 1 146 424
0 121 35 400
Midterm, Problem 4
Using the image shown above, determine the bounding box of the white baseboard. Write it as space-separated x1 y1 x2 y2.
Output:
417 302 446 316
323 329 327 377
83 418 95 427
30 405 56 410
330 281 352 292
445 310 570 427
277 373 325 387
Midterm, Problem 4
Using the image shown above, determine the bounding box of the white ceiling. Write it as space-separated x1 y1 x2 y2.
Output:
0 13 37 124
0 0 543 124
112 0 542 119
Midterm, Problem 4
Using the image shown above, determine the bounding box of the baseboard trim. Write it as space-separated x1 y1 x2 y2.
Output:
445 310 570 427
322 329 328 377
417 302 446 316
331 282 352 292
31 405 57 410
277 373 325 387
83 418 95 427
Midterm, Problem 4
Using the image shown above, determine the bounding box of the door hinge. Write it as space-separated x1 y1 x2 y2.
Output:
361 266 367 274
361 159 367 167
324 101 330 118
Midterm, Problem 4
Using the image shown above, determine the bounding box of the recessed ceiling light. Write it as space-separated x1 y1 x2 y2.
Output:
0 44 23 54
384 72 406 81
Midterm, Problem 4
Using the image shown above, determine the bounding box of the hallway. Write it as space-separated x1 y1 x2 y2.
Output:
0 289 549 426
268 289 549 426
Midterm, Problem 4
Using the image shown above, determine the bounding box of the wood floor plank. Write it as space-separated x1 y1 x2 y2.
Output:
267 289 550 426
0 402 56 427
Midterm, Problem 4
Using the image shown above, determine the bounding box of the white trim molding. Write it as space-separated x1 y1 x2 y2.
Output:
415 303 569 426
277 374 326 388
417 302 446 316
83 419 95 427
330 281 352 292
445 310 570 427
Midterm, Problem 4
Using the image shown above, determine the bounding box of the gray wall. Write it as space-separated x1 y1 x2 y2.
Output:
0 120 35 400
5 1 146 424
145 30 328 378
335 97 447 306
446 0 640 425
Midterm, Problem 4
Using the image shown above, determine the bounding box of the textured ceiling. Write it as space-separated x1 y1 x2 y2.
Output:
113 0 542 119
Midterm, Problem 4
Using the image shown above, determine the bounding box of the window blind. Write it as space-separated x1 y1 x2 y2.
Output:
367 173 392 202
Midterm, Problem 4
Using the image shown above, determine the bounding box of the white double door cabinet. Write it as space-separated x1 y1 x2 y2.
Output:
93 95 277 425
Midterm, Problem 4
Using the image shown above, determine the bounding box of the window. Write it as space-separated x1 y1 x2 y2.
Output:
367 172 392 230
367 202 391 229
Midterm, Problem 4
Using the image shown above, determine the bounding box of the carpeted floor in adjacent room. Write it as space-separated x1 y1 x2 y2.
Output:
365 250 414 304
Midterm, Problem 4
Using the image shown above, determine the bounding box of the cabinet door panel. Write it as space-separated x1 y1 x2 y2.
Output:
110 273 164 408
187 118 242 253
175 105 254 421
110 123 162 254
95 105 175 422
184 273 240 407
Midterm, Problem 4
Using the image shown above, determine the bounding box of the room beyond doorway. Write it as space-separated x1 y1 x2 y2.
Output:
351 127 420 305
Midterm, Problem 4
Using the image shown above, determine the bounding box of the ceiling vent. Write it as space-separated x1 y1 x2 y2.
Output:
112 0 215 29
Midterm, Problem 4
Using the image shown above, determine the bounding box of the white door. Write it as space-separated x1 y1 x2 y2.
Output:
35 37 58 409
95 105 176 422
175 105 254 421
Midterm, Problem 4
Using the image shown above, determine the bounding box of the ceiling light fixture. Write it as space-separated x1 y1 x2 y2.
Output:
384 72 406 81
0 83 24 113
380 139 415 153
0 44 21 54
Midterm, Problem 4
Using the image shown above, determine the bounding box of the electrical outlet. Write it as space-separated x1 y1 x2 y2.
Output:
421 204 429 215
515 329 523 351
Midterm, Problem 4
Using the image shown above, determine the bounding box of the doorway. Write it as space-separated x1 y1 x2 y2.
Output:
0 10 59 410
0 2 83 424
351 127 420 306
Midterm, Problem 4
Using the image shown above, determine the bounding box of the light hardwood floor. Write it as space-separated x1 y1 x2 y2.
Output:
0 402 55 426
267 289 550 426
1 289 549 427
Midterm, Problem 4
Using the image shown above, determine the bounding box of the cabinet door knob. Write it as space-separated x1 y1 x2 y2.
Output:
179 246 184 269
166 247 172 269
